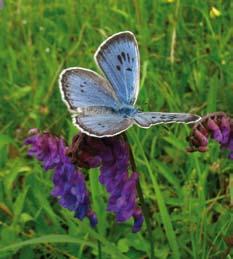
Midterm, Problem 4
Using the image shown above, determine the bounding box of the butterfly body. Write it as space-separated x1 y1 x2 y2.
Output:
59 31 200 137
116 105 138 117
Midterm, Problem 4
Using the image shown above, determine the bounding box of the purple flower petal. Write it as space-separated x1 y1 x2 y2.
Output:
193 129 208 146
132 208 144 233
207 118 223 142
220 116 231 144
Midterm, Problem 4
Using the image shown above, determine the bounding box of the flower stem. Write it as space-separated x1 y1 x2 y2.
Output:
97 240 102 259
136 181 155 259
123 134 155 259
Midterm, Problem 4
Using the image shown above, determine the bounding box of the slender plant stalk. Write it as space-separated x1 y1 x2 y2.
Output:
123 134 155 259
97 239 102 259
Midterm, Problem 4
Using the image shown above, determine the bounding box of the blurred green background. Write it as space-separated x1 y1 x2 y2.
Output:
0 0 233 258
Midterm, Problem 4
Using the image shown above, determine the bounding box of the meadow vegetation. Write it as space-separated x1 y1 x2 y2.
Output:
0 0 233 258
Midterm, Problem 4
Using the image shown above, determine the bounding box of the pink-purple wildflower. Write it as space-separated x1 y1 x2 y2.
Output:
187 112 233 159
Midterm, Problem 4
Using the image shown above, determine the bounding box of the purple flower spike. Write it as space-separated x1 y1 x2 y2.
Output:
25 129 97 227
188 112 233 160
68 133 144 232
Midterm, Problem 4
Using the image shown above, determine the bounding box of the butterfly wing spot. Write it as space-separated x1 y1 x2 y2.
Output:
127 53 130 62
80 84 85 88
117 52 132 65
117 55 123 64
116 53 133 72
81 89 84 93
168 115 176 120
98 122 105 128
159 115 178 120
121 52 126 61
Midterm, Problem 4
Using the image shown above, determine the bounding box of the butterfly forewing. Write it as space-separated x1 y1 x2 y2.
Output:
134 112 201 128
95 31 140 105
59 68 119 111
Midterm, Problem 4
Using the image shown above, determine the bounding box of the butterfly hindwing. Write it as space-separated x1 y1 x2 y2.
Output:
134 112 201 128
73 113 133 137
95 31 140 105
59 67 119 111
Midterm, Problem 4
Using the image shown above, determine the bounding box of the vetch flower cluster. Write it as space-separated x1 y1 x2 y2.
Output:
67 134 144 232
25 130 143 232
187 112 233 159
25 129 97 227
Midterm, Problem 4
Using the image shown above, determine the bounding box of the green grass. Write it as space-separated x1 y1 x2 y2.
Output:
1 0 233 258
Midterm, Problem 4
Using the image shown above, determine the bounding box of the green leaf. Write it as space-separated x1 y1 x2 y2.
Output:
8 85 32 101
207 75 218 113
0 234 127 258
117 238 129 253
13 186 29 223
0 134 13 148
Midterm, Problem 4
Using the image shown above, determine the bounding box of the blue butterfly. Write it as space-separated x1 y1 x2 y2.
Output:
59 31 200 137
